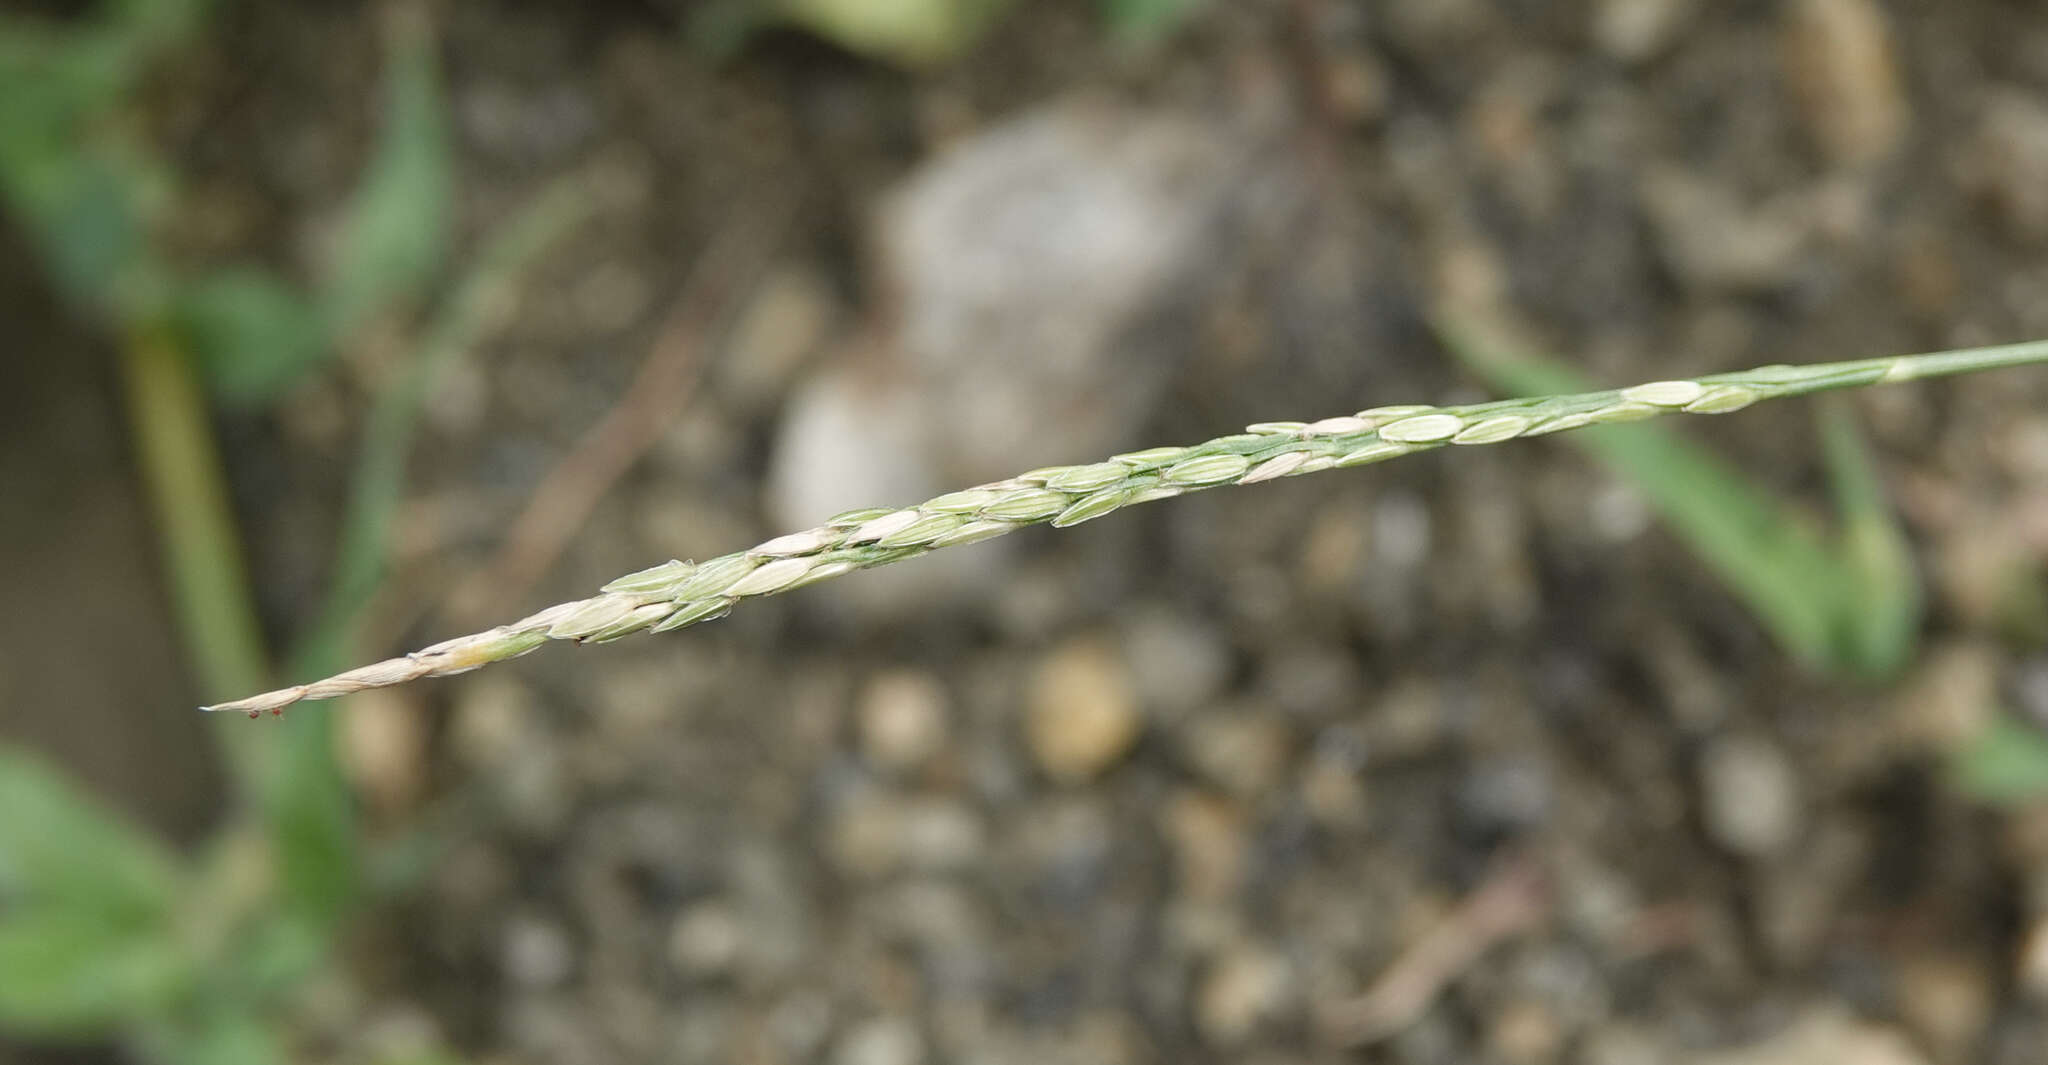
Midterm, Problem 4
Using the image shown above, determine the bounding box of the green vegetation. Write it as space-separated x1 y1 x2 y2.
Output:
1439 319 1921 681
0 3 583 1059
5 2 2048 1060
689 0 1207 64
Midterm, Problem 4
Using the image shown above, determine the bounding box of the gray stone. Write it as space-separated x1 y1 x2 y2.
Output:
1699 734 1803 859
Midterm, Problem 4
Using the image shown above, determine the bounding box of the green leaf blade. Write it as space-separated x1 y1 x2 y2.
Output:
320 23 451 338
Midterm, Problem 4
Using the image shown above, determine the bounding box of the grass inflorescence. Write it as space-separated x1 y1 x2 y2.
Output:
204 339 2048 717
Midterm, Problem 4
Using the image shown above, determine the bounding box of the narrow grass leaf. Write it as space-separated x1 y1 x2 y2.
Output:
1439 318 1852 672
1819 398 1921 678
0 909 188 1036
0 748 183 913
320 20 450 336
1954 715 2048 804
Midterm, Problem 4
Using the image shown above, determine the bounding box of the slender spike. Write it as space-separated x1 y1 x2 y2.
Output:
201 340 2048 715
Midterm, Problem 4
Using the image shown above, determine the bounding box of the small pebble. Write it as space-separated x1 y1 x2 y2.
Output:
1027 637 1143 782
833 1016 925 1065
1195 945 1292 1045
1121 609 1232 717
1699 734 1803 858
1489 998 1565 1065
502 914 575 989
1895 955 1992 1065
1685 1005 1927 1065
1163 791 1246 902
338 688 427 816
1889 641 1999 753
1962 92 2048 243
1641 167 1808 292
1782 0 1908 167
668 901 744 977
1179 712 1291 797
2018 917 2048 1000
858 669 950 772
829 794 985 878
1593 0 1695 64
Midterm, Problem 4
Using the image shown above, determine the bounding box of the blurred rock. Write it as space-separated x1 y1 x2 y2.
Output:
1179 711 1291 798
1895 954 1992 1065
1383 0 1491 53
1027 637 1143 782
871 878 986 981
1322 53 1390 126
1782 0 1907 168
768 992 836 1061
1584 1025 1672 1065
1686 1005 1926 1065
1195 945 1293 1045
668 900 744 978
770 358 942 520
503 913 576 989
834 1016 925 1065
724 842 815 984
1641 167 1809 292
1301 729 1371 829
1889 641 1999 754
1298 497 1372 596
1120 608 1233 718
453 677 574 835
718 265 838 412
1261 647 1364 719
1961 92 2048 244
451 674 539 768
1367 676 1450 760
2019 916 2048 1001
1163 790 1247 902
1699 734 1803 858
766 360 995 619
1013 796 1115 902
1753 821 1867 968
338 688 428 817
1593 0 1696 64
1488 998 1565 1065
858 668 951 773
830 793 986 878
1459 756 1555 834
876 96 1287 484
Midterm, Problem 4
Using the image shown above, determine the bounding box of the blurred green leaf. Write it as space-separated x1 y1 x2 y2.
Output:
321 22 450 337
295 178 594 670
233 912 329 996
176 268 327 406
0 908 189 1036
1439 319 1921 679
1954 715 2048 804
781 0 1012 66
269 183 592 930
265 715 359 929
0 31 129 144
147 1006 287 1065
1100 0 1204 43
1819 398 1921 677
0 749 182 913
684 0 777 58
0 4 196 318
1 145 155 312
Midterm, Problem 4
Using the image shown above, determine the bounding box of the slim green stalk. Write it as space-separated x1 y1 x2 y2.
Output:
203 339 2048 716
122 329 274 785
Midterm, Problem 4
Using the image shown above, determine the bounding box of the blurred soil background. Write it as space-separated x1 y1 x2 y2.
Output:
9 0 2048 1063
